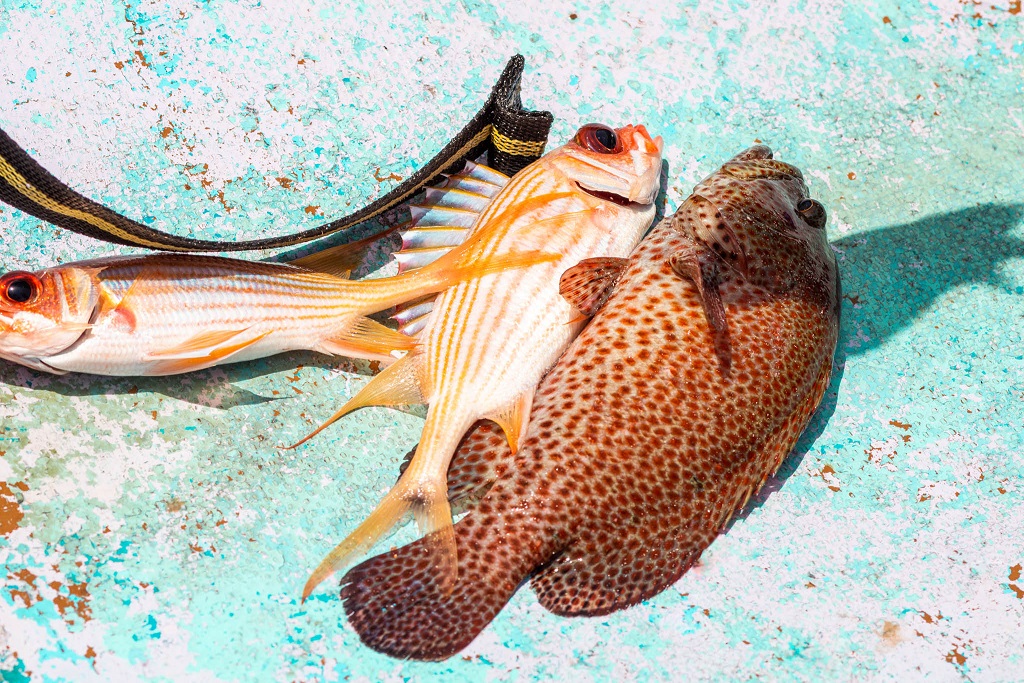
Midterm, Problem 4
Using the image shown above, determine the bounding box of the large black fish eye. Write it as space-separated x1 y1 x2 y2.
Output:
595 127 616 150
575 123 622 154
1 272 40 304
797 198 827 229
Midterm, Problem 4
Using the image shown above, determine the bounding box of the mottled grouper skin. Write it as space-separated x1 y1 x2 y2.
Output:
339 146 841 661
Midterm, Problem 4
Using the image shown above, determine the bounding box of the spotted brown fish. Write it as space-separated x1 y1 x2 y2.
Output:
337 145 841 660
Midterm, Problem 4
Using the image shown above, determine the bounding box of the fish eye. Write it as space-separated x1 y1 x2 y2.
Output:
797 198 827 229
575 124 622 154
1 272 41 305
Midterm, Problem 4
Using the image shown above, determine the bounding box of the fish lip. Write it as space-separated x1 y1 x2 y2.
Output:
575 182 639 208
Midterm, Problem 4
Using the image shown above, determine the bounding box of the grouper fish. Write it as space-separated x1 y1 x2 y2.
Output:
336 145 841 659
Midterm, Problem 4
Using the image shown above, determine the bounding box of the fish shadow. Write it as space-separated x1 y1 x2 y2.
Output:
0 350 378 410
730 201 1024 522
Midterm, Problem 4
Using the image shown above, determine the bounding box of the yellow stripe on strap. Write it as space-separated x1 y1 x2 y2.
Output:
0 155 183 251
491 129 545 157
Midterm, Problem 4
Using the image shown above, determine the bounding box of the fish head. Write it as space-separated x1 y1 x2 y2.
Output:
552 123 663 206
685 144 837 310
0 266 98 370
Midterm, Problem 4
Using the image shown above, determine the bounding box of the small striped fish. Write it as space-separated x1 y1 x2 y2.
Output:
297 122 664 599
0 207 552 376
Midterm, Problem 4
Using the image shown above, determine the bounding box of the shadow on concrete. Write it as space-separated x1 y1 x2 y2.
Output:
731 201 1024 522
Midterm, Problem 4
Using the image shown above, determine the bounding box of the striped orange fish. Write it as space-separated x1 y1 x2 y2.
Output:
0 210 552 376
297 122 664 599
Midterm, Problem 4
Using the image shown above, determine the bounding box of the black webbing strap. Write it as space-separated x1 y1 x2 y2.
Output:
0 55 552 252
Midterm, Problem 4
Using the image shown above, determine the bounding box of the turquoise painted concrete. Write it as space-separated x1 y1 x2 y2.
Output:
1 1 1022 680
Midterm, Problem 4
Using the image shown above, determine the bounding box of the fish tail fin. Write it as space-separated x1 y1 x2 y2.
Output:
284 353 423 449
340 508 541 661
302 473 456 603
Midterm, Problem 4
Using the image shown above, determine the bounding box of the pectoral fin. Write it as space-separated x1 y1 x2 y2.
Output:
559 257 629 317
670 246 727 332
671 246 731 375
675 194 747 273
285 353 424 449
317 317 416 362
485 389 534 455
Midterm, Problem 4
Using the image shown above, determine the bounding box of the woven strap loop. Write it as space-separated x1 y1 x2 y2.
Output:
0 55 551 252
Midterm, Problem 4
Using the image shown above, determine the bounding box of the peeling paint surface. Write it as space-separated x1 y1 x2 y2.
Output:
1 1 1022 680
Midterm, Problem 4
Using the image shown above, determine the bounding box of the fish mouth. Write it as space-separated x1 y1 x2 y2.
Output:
575 182 637 208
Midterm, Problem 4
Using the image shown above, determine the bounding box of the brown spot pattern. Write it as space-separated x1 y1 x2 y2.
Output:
341 146 840 660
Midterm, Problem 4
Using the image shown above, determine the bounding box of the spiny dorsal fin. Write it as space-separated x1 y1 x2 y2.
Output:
558 257 630 317
393 295 437 336
394 163 508 274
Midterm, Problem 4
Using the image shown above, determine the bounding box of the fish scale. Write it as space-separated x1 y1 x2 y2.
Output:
336 145 841 661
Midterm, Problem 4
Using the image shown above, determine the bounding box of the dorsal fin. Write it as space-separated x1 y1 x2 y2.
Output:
460 160 510 187
394 163 508 274
286 222 405 278
393 295 437 336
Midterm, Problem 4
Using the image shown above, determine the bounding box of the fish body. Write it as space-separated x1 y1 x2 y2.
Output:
0 209 551 376
299 123 664 597
337 146 841 660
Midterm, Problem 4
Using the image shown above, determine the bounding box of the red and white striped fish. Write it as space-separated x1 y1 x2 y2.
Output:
0 212 551 376
297 122 664 599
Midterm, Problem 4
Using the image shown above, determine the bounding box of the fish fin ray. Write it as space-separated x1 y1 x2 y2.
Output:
287 223 404 278
558 257 630 316
671 245 732 376
393 295 436 337
685 194 748 272
146 328 256 359
318 317 417 362
461 160 510 187
303 474 455 603
145 329 272 374
285 353 424 449
485 389 534 455
532 525 700 617
101 276 143 332
339 517 521 661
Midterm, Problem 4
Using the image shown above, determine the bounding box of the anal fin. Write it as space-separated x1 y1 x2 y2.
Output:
286 353 423 449
317 316 416 362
